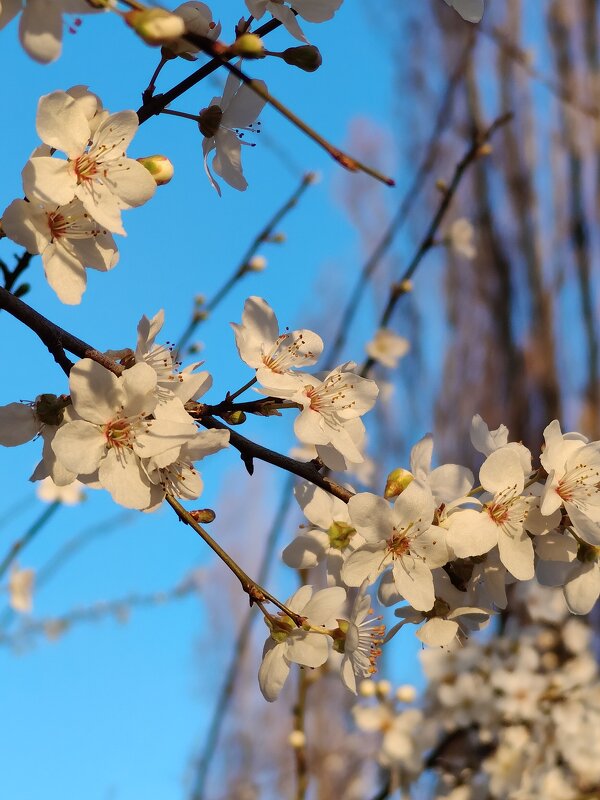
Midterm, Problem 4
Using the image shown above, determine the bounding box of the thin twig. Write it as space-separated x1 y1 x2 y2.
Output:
0 502 60 581
176 173 315 356
189 480 295 800
166 494 305 623
360 112 513 377
199 416 354 503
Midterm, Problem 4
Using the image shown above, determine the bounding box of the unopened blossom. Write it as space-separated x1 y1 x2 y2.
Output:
447 448 534 580
2 197 118 304
164 1 221 58
0 0 103 63
443 0 484 23
275 362 379 465
282 482 362 582
8 566 35 613
198 70 267 194
36 476 85 505
540 420 600 540
258 584 346 701
51 359 199 510
337 584 385 694
232 296 323 392
342 481 447 611
246 0 343 43
23 90 156 234
446 217 477 259
365 329 409 369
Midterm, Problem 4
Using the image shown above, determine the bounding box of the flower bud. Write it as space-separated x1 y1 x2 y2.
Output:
358 679 376 697
246 255 267 272
229 33 265 59
384 467 414 499
395 684 417 703
125 9 186 46
190 508 216 524
288 730 306 749
281 45 322 72
137 155 175 186
376 679 391 698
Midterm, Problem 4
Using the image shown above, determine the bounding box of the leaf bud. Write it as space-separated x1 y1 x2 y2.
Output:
384 467 414 499
137 155 175 186
190 508 216 524
221 410 246 425
125 9 186 46
281 45 322 72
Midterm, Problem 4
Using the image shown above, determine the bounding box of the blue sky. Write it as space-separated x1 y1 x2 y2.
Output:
0 3 434 799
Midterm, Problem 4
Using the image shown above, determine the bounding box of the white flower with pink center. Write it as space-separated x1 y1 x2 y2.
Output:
51 359 199 510
232 296 323 393
2 197 118 304
22 90 156 235
341 482 448 612
275 362 378 464
447 448 534 580
540 420 600 543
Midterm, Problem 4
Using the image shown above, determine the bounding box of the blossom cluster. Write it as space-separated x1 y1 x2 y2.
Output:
0 310 229 510
1 86 157 304
353 585 600 798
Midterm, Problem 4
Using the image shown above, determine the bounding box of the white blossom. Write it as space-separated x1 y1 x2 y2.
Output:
1 197 118 304
199 70 267 194
246 0 343 43
23 90 156 234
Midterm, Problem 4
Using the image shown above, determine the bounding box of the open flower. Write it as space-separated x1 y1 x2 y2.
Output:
23 90 156 234
135 309 213 419
2 197 118 304
232 296 323 392
447 448 534 580
51 359 198 509
0 1 103 63
198 70 267 194
258 585 346 701
164 1 221 58
342 482 447 612
245 0 343 43
338 584 385 694
282 482 362 583
540 420 600 541
365 329 410 369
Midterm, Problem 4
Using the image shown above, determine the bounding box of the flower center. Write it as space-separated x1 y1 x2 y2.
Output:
74 153 99 182
262 332 316 373
327 521 355 551
198 105 223 138
103 417 133 449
